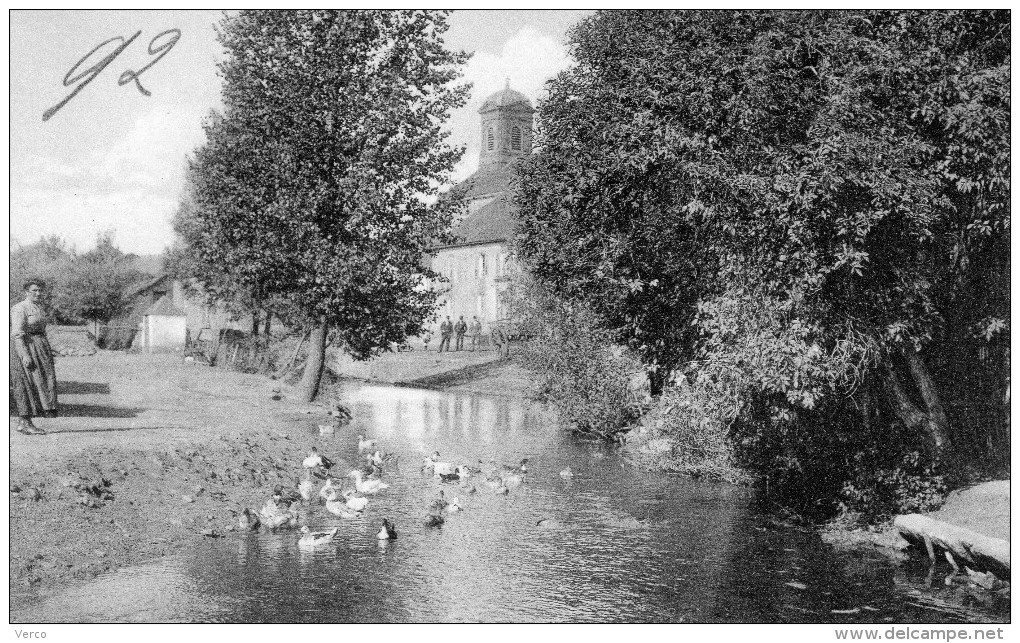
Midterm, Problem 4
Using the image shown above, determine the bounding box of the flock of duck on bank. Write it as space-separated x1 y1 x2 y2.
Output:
237 412 540 550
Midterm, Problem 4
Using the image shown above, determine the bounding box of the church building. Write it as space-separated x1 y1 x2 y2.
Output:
427 84 534 337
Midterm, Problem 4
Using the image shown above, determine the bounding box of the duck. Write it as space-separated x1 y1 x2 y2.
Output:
429 490 449 512
438 470 463 483
298 475 315 502
259 502 299 530
272 484 302 507
343 489 369 512
298 526 338 549
349 469 389 494
498 458 529 475
369 450 398 467
318 477 338 503
357 435 377 451
377 518 397 540
424 512 445 528
560 467 574 479
447 497 462 513
356 462 383 480
421 451 456 476
324 491 362 519
537 517 563 529
238 507 261 531
302 447 335 470
317 424 335 436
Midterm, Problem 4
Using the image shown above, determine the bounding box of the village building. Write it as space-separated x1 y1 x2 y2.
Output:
121 274 243 352
427 83 533 338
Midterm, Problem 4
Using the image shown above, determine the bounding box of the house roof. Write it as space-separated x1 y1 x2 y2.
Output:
144 294 186 317
452 166 511 201
125 273 170 298
443 197 517 248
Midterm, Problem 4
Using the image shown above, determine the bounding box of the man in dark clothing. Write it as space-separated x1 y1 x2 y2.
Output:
438 316 453 352
469 316 483 351
454 316 468 351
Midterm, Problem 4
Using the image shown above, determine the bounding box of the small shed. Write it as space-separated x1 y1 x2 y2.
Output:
140 295 187 353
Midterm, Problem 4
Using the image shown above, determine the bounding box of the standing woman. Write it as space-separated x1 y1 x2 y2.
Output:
10 279 58 434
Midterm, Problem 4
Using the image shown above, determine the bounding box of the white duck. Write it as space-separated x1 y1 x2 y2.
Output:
349 469 389 494
298 474 315 502
560 467 574 479
302 447 335 470
357 435 377 451
259 503 299 530
298 526 338 549
324 491 362 519
426 451 456 476
447 497 462 513
343 489 369 512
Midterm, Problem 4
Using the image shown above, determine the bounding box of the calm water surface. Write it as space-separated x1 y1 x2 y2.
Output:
13 383 1008 623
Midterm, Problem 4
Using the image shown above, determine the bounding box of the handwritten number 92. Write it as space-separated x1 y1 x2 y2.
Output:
43 28 181 122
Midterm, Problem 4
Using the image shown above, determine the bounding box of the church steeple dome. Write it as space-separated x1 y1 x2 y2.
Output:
478 82 534 170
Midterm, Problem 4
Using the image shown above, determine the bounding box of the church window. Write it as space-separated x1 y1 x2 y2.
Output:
487 128 494 151
477 253 487 277
511 126 522 151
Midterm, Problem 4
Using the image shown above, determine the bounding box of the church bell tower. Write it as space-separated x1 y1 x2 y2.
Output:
478 81 534 171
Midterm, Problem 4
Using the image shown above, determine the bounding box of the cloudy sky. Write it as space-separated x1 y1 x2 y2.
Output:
9 10 590 255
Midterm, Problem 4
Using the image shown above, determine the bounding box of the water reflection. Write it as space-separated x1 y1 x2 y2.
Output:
11 383 1009 623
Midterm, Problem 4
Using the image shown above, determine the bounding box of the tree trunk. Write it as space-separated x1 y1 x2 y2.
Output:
882 352 951 452
904 350 951 449
648 369 665 397
263 312 272 338
251 311 260 337
299 322 328 403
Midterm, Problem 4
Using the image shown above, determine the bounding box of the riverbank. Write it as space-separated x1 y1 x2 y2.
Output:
10 350 538 611
9 353 349 610
327 344 536 398
820 481 1011 589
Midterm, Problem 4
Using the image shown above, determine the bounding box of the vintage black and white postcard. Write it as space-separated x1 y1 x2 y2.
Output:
8 9 1010 633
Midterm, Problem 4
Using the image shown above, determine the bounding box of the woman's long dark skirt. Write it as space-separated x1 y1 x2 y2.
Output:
9 335 58 418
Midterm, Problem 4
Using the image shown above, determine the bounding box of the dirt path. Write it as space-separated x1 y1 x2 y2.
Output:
9 353 341 611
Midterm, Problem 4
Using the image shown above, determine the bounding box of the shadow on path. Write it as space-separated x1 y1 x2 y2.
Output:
58 404 143 418
45 426 174 435
57 381 111 395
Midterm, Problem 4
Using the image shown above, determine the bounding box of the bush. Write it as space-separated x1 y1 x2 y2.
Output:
634 377 747 483
505 274 641 439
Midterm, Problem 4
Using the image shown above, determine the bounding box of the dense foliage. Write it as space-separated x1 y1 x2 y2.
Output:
178 10 470 399
10 233 145 325
513 10 1009 516
504 273 642 440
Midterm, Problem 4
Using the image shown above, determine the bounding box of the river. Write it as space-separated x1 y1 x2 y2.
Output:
11 383 1008 623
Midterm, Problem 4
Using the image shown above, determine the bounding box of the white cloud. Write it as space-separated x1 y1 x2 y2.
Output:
10 106 206 254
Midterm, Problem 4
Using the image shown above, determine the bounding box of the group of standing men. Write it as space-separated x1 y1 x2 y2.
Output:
433 315 510 358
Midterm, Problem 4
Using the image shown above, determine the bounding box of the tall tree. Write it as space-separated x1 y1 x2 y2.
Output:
182 10 469 400
514 10 1008 507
